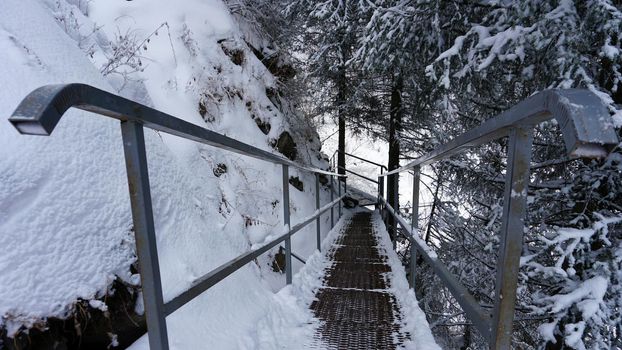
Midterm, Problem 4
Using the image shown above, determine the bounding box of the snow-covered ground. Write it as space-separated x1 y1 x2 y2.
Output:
0 0 335 346
370 211 440 349
0 0 439 348
250 209 440 350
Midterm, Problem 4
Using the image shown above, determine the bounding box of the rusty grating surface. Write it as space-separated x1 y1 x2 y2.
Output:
310 212 410 349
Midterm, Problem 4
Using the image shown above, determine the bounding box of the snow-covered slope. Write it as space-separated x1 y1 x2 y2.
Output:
0 0 335 347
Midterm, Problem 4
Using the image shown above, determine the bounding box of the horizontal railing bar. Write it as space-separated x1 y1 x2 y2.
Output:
380 196 492 340
282 247 306 264
9 84 344 178
163 195 345 316
341 151 388 171
381 89 618 176
338 166 379 184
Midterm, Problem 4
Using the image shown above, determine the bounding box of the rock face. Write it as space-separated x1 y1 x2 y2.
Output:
248 46 296 81
0 280 145 350
254 117 271 135
288 176 304 191
220 40 245 66
271 247 286 273
213 163 227 177
275 131 297 161
343 196 359 209
318 174 329 185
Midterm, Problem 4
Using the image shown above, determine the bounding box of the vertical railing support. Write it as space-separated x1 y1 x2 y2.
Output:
120 121 169 350
409 166 420 290
343 177 347 214
330 176 334 228
315 174 321 252
378 176 385 219
282 165 292 284
491 127 533 348
392 173 399 249
338 177 342 218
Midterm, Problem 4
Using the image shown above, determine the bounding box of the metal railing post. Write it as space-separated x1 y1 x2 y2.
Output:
120 121 169 350
330 176 334 228
11 84 616 349
343 178 347 212
392 173 399 249
378 176 385 218
392 173 399 213
491 127 534 348
410 166 420 290
315 174 321 252
282 165 292 284
338 177 342 217
379 176 384 200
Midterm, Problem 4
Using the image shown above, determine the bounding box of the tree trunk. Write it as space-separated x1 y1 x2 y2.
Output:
337 69 346 181
460 325 471 350
387 73 403 241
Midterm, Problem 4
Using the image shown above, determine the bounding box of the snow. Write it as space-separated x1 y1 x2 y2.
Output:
251 209 440 350
0 0 337 345
435 35 465 62
0 0 136 334
564 321 586 349
370 211 440 350
535 274 609 346
547 276 607 315
538 322 557 343
545 0 576 21
88 300 109 312
251 211 352 349
611 109 622 128
601 40 620 59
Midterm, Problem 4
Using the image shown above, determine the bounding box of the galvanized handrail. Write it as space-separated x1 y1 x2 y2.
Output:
332 150 388 171
337 165 379 184
377 89 618 349
330 149 388 174
8 83 347 350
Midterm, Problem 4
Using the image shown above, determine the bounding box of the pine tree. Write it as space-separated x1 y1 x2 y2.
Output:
423 1 622 347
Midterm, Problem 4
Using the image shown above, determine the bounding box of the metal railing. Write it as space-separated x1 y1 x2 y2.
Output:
330 150 388 176
8 83 347 350
330 150 387 206
377 89 618 349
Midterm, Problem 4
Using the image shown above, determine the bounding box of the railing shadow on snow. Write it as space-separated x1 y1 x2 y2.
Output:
8 83 348 350
376 89 618 349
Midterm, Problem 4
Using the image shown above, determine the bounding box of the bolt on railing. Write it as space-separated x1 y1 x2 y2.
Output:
8 83 347 350
377 89 618 349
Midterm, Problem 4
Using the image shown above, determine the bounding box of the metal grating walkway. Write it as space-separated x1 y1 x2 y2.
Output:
310 212 410 349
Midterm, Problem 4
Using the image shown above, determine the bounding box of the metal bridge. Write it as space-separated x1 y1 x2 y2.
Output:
8 85 619 349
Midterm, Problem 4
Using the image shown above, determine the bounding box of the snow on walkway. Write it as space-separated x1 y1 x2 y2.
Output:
254 209 440 349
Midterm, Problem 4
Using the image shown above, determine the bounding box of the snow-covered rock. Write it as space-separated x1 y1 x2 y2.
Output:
0 0 335 347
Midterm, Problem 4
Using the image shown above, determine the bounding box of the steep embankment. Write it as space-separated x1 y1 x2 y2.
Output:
0 0 332 348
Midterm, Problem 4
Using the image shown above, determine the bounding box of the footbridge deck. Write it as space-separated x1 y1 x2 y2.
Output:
311 211 409 349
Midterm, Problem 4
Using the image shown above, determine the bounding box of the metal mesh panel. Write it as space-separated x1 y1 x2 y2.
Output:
310 212 410 349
